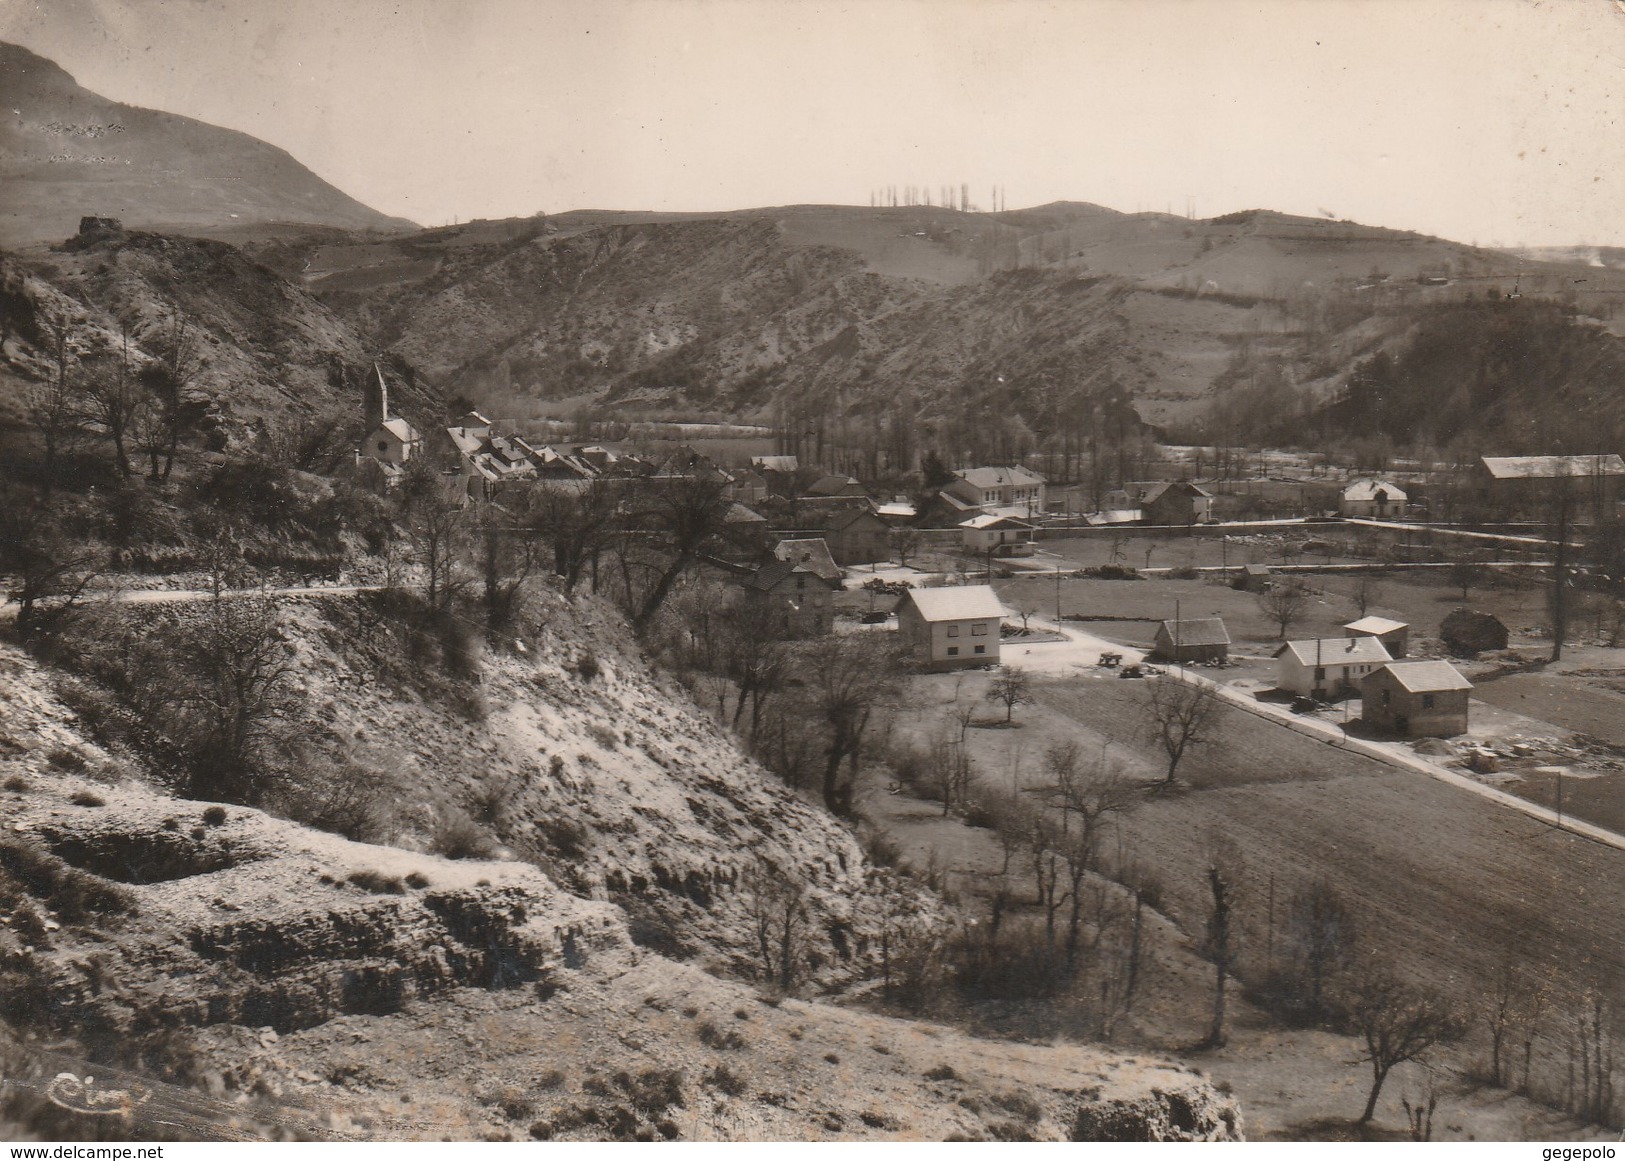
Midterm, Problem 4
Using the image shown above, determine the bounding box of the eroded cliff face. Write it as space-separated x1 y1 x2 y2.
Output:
0 626 1240 1142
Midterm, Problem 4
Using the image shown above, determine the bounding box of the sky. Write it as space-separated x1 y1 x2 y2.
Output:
3 0 1625 246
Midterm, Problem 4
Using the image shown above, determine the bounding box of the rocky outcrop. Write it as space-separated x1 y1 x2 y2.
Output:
1071 1086 1243 1142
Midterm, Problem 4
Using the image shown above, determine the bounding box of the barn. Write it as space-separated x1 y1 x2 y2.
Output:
1151 618 1231 664
1361 661 1472 738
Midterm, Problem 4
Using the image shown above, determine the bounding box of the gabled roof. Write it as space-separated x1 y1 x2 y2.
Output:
954 465 1045 489
772 537 842 582
1158 618 1230 646
876 499 917 518
1275 637 1392 666
1480 454 1625 480
752 455 800 473
724 502 768 525
825 506 885 532
746 559 822 592
959 514 1036 530
1342 478 1408 502
379 417 419 443
1140 480 1214 505
903 585 1006 623
1344 616 1408 635
808 474 865 496
1244 563 1272 575
1373 660 1472 693
1086 509 1141 526
936 491 982 513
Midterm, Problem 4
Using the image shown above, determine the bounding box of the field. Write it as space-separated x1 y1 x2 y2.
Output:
862 663 1625 1136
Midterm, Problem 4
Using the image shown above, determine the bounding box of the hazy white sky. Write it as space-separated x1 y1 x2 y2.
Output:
4 0 1625 244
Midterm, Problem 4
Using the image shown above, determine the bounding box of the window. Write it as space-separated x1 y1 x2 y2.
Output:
378 441 389 452
1381 690 1391 706
974 645 986 655
1314 666 1326 681
972 623 988 636
1422 694 1436 709
947 646 959 656
947 625 960 637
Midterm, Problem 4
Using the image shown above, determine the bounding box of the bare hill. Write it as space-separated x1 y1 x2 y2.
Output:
0 43 414 250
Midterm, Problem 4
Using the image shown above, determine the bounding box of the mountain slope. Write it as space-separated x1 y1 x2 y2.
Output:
0 42 414 249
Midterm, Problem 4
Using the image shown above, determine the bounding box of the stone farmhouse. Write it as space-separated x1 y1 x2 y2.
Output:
1361 660 1472 738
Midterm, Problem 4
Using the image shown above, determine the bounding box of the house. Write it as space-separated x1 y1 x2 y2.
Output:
959 514 1036 556
897 585 1005 671
444 414 538 501
357 364 422 484
771 537 843 585
723 468 768 506
1152 618 1230 664
823 507 891 566
1341 479 1408 519
1361 661 1472 738
751 455 800 474
1274 636 1392 698
743 560 835 636
807 473 868 499
1343 615 1409 658
944 466 1046 516
1472 454 1625 523
1137 481 1215 527
720 503 770 557
875 497 918 526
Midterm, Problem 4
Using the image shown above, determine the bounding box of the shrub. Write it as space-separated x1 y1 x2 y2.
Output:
2 776 28 793
613 1067 686 1114
574 651 601 683
431 811 497 860
924 1064 959 1082
702 1064 749 1097
201 805 228 827
46 748 87 773
69 790 105 808
537 816 588 859
697 1020 746 1051
271 749 393 843
346 870 406 894
404 871 431 890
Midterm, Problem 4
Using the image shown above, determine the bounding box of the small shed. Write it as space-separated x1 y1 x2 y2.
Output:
897 585 1004 671
1235 562 1273 591
1361 661 1472 738
1343 615 1409 659
1152 618 1231 664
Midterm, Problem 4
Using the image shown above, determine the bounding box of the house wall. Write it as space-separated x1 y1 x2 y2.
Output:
899 605 999 669
1276 656 1383 696
365 425 413 464
827 520 889 566
1152 628 1227 663
1346 626 1408 658
1363 678 1468 737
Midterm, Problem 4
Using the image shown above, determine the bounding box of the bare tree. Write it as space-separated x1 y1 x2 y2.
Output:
23 314 85 493
741 860 811 994
80 329 142 478
397 462 466 612
627 476 732 631
985 664 1034 723
1143 676 1220 785
1350 574 1385 619
890 527 921 569
801 634 903 817
1257 577 1311 639
137 308 205 481
532 479 618 595
1282 880 1356 1020
1347 963 1465 1126
1447 558 1485 602
0 488 96 639
1199 838 1245 1048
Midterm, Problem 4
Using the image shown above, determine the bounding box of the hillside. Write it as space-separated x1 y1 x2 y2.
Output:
0 594 1241 1142
0 229 441 451
0 43 414 250
263 201 1625 450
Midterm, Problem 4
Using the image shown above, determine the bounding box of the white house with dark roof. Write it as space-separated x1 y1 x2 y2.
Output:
897 585 1005 670
945 466 1046 516
1341 478 1408 519
1274 635 1392 697
959 513 1036 555
1362 660 1472 737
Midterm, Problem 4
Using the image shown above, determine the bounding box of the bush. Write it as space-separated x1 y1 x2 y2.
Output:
3 776 28 793
405 871 431 890
924 1064 959 1082
574 651 601 683
697 1020 746 1051
702 1064 749 1097
69 790 105 808
346 870 406 894
432 811 497 860
46 748 87 773
201 805 228 827
271 749 393 843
